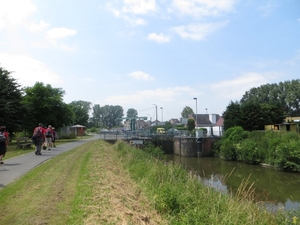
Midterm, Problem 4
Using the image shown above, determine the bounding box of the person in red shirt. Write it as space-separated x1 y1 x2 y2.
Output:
0 126 9 164
44 125 54 150
32 123 45 155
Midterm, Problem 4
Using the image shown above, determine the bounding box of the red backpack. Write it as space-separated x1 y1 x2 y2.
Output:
33 127 43 138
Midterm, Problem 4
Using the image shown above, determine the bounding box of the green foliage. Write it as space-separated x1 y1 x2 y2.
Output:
241 79 300 116
187 118 195 131
23 82 74 132
181 106 194 118
223 126 247 141
69 100 92 126
218 127 300 171
223 101 242 130
114 140 288 224
164 121 173 131
0 66 25 134
88 127 98 133
89 104 101 128
142 142 165 160
219 126 248 160
223 101 284 131
126 108 138 118
198 127 207 133
100 105 124 128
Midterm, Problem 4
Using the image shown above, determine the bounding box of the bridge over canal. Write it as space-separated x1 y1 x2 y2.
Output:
99 131 219 157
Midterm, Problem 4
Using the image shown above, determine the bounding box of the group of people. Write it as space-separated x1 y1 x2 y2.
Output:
0 123 58 163
32 123 57 155
0 126 9 164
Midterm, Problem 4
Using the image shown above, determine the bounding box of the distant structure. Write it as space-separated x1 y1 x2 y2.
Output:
188 114 224 137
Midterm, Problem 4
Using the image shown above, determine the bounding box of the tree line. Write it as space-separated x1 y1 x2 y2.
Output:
0 66 124 136
223 79 300 131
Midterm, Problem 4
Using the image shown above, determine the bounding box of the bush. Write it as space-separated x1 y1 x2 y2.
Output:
272 140 300 171
236 139 261 164
142 143 166 160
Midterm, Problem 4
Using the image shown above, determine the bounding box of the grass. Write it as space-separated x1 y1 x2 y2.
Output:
0 140 166 225
0 139 298 224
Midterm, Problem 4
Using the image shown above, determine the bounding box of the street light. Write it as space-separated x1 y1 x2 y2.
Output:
193 98 198 128
160 107 163 122
153 104 158 126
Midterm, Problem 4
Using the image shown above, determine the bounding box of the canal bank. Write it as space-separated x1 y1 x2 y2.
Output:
167 154 300 211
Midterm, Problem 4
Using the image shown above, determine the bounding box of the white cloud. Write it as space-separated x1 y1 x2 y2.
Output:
211 72 278 100
123 16 147 26
257 3 276 17
173 20 228 40
122 0 156 14
45 27 77 50
0 53 63 87
172 0 236 18
0 0 36 30
129 71 154 81
105 86 192 105
148 33 171 43
46 27 77 40
27 20 50 32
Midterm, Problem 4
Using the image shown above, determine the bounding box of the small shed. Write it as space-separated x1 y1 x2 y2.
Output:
265 123 299 133
70 125 86 137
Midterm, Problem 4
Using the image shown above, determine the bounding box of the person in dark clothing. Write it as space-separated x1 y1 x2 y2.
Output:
32 123 45 155
0 126 9 164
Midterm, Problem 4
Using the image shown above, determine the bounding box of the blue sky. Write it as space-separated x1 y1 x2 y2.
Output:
0 0 299 121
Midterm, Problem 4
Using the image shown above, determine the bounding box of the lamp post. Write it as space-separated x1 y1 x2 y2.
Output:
160 107 163 122
205 108 208 114
193 98 198 128
153 104 158 126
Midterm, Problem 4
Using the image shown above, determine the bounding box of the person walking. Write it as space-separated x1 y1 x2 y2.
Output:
33 123 45 155
0 126 9 164
52 127 57 147
45 125 53 150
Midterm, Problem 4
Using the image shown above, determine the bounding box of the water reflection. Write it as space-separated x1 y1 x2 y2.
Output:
167 155 300 211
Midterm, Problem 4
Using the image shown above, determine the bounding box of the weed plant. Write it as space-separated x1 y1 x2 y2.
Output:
114 141 290 224
218 126 300 171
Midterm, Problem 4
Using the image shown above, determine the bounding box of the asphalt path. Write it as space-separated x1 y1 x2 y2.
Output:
0 134 100 188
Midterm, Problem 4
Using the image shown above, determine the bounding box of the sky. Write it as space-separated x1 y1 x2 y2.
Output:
0 0 299 122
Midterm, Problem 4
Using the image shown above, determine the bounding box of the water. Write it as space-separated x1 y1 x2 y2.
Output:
167 155 300 211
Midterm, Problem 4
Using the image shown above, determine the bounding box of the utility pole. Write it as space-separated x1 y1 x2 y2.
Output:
193 98 198 128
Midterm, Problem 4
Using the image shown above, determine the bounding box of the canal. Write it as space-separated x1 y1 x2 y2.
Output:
167 155 300 211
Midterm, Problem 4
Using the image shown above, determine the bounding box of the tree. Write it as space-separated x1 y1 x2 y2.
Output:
126 108 138 118
69 100 92 126
223 101 242 131
100 105 124 129
181 106 194 118
241 79 300 116
22 82 74 133
223 101 285 131
90 104 102 127
0 66 25 134
187 118 195 131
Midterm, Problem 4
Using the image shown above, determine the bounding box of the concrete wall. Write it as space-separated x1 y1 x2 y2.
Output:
174 137 219 157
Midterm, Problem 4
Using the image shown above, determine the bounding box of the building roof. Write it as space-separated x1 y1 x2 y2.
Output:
214 117 224 126
188 114 223 127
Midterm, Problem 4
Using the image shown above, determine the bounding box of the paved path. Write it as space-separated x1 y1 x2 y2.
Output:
0 135 100 188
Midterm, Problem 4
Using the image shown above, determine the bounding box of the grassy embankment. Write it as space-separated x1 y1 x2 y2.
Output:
0 139 298 224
